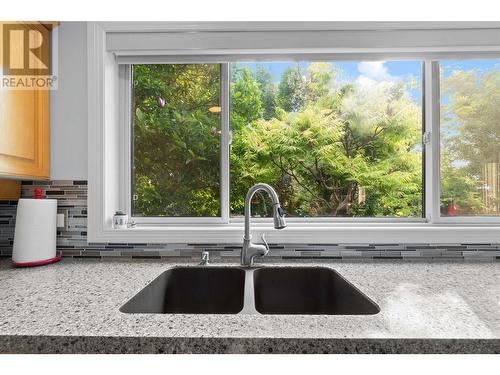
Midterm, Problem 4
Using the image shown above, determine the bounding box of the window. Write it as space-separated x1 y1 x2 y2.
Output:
440 59 500 217
229 61 423 218
88 23 500 244
129 60 424 220
127 58 500 223
131 64 222 217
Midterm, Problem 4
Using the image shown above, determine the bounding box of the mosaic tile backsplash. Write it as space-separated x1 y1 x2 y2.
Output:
1 180 500 261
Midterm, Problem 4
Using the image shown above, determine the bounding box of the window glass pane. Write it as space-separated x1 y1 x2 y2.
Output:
440 59 500 217
230 61 423 218
131 64 221 217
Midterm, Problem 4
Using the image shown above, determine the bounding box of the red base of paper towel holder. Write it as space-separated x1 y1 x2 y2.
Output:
12 255 61 268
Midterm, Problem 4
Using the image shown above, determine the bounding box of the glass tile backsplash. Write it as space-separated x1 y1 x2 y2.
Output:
1 181 499 261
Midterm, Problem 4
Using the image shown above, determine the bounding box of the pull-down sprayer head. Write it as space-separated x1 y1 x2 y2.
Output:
273 204 286 229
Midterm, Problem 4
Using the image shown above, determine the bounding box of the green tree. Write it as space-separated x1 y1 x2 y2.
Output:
255 64 277 120
305 62 334 103
229 65 264 214
230 65 262 130
277 64 306 112
440 152 484 213
235 80 422 217
440 69 500 214
276 62 335 111
133 62 428 219
132 64 221 217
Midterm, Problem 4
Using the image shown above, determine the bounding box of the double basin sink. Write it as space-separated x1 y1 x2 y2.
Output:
120 266 380 315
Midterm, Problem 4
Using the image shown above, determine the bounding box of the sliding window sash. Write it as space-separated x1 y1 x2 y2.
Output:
119 63 231 224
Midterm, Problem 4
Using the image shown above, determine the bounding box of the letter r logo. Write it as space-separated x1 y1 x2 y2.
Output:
2 23 51 76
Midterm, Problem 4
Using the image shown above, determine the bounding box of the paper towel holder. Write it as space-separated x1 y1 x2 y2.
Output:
12 187 61 267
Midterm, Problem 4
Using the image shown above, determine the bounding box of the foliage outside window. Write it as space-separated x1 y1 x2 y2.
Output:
132 64 221 217
131 61 423 218
130 59 500 221
229 61 423 218
440 60 500 216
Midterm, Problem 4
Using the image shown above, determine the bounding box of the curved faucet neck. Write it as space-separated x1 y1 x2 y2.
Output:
244 183 280 240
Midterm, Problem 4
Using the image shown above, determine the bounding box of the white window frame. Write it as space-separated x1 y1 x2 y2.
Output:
88 21 500 244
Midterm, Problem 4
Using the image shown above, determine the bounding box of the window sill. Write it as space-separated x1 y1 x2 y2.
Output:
90 224 500 244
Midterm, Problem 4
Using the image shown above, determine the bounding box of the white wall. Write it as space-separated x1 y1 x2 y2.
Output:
50 22 88 180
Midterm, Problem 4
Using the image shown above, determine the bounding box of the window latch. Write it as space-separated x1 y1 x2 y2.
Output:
423 131 431 145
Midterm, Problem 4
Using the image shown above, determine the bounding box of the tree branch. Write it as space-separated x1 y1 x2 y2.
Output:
270 156 331 208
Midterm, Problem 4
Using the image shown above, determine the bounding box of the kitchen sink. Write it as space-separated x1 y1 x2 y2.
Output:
120 267 246 314
120 266 379 315
253 267 380 315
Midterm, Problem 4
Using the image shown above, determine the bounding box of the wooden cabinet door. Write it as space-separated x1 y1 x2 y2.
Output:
0 22 49 179
0 179 21 199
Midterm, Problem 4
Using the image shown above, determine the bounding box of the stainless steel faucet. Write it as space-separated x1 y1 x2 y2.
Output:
241 183 287 266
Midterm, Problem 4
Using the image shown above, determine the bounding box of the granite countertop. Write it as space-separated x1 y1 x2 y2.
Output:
0 258 499 353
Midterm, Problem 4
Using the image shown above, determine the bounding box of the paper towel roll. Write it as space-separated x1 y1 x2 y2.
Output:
12 198 58 266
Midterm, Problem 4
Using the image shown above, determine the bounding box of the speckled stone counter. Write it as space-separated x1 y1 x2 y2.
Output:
0 259 499 353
